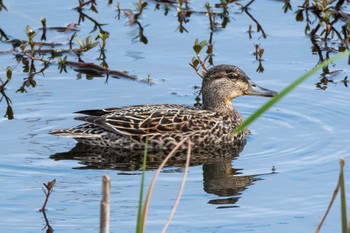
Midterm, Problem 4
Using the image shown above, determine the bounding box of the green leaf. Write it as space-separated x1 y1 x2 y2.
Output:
141 1 148 9
40 17 46 25
76 38 85 47
192 57 199 68
205 2 210 10
91 41 100 49
86 35 92 46
25 25 37 40
99 32 109 40
193 45 202 54
199 40 207 48
25 25 33 34
6 67 12 80
295 10 304 22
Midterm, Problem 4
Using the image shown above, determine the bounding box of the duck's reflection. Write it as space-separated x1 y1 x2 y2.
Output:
203 158 262 208
50 139 270 208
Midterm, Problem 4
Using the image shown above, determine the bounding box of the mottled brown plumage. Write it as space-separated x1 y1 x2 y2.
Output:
50 65 277 149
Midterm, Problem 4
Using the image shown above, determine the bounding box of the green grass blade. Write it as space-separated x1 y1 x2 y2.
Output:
233 50 350 135
339 158 347 233
135 136 149 233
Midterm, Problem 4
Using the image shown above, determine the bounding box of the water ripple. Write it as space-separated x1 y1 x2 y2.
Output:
236 87 350 174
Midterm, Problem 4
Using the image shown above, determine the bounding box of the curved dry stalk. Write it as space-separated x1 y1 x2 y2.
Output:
315 158 346 233
315 179 340 233
141 137 190 233
162 140 191 233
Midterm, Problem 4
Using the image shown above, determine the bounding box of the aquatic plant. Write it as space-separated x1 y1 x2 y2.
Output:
0 66 13 119
136 138 191 233
190 39 209 78
40 179 56 211
294 0 350 89
253 43 265 73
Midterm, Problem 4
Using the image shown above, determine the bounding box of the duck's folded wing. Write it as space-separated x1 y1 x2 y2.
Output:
74 109 220 137
75 104 190 117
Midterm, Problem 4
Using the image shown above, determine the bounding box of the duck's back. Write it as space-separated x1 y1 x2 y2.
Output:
50 104 247 149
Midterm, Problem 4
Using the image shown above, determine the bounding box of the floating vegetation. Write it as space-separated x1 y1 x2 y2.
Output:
0 66 13 119
295 0 350 89
0 0 349 117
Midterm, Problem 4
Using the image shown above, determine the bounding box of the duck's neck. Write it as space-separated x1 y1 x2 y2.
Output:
203 96 237 115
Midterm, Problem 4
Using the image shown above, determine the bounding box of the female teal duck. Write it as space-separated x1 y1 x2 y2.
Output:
50 65 277 149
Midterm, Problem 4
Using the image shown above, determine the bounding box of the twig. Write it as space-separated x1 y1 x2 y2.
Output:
191 66 204 79
0 89 14 119
79 0 96 8
76 7 107 33
197 53 208 72
162 139 191 233
0 28 9 40
40 179 56 212
65 61 137 80
243 0 255 10
0 49 16 55
41 210 54 233
243 8 267 39
335 0 346 10
100 175 111 233
23 52 51 63
141 138 190 232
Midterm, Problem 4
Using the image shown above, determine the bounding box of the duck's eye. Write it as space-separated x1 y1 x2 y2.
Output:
251 83 256 87
227 73 237 79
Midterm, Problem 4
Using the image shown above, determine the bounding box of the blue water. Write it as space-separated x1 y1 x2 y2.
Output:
1 0 350 232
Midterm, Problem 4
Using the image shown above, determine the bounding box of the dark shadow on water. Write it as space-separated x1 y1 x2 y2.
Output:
50 139 274 208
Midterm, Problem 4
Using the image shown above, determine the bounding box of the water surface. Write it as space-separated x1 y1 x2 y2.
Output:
0 1 350 232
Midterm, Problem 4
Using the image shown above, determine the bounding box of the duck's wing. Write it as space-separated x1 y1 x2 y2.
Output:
74 105 220 137
75 104 189 116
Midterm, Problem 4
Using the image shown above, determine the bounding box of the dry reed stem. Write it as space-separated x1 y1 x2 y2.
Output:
315 159 345 233
162 140 191 233
315 182 340 233
100 175 111 233
141 137 190 233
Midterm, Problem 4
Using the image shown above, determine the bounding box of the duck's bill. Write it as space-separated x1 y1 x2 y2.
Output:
246 81 278 97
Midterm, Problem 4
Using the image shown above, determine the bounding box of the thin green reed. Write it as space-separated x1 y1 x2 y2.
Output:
136 135 149 233
234 50 350 135
339 159 347 233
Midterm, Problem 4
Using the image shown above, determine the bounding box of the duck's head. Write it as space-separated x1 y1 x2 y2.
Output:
202 64 277 113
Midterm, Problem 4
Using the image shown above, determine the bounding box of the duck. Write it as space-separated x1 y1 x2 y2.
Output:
50 64 277 150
